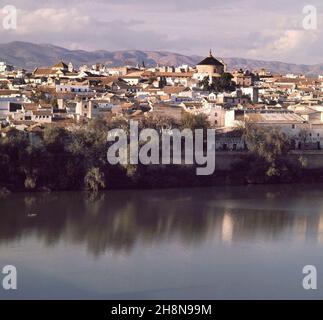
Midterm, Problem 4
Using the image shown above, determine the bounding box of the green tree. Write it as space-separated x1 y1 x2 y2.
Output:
43 126 69 149
211 73 235 92
199 76 211 90
244 125 292 177
0 129 30 188
84 167 106 193
199 73 236 92
181 112 210 131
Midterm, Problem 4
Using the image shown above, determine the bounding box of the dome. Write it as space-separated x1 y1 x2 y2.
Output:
197 50 224 67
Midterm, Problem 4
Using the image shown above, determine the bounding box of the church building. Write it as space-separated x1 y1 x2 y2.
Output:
194 50 226 81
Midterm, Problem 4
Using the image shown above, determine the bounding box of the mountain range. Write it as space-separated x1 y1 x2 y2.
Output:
0 41 323 75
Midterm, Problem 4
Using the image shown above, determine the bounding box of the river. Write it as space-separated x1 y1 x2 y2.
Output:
0 184 323 299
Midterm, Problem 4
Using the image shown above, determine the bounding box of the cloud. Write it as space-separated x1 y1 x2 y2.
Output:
0 7 176 51
244 29 320 62
0 0 322 63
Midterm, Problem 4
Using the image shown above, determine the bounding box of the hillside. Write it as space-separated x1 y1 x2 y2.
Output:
0 41 322 75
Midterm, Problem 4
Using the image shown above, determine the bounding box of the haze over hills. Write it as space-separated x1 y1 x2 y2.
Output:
0 41 323 75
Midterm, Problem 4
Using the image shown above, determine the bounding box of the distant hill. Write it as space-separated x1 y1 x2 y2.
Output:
0 41 322 75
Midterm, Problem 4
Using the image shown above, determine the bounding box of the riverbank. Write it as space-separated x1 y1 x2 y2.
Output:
2 163 323 195
1 118 323 194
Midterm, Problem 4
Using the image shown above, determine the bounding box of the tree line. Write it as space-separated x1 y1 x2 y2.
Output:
0 114 308 195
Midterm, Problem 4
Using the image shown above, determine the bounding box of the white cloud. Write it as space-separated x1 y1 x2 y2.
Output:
16 8 90 34
245 29 319 62
0 0 322 63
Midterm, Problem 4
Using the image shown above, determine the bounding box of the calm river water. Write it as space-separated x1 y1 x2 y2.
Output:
1 184 323 299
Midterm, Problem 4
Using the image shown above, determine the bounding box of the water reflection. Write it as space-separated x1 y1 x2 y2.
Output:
1 184 323 257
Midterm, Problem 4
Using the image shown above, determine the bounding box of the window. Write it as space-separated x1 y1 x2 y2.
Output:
292 124 295 129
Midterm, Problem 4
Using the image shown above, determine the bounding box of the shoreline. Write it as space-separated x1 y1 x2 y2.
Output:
2 166 323 195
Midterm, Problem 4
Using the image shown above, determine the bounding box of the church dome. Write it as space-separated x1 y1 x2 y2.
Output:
197 50 224 66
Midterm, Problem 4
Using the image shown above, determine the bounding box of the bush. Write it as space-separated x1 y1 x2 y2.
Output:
84 167 106 193
24 176 37 190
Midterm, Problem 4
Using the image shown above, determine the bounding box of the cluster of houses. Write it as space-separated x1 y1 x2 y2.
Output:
1 51 323 151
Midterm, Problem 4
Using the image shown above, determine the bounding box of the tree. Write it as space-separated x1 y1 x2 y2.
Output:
87 116 109 132
244 125 292 177
199 76 211 90
43 126 69 150
211 73 235 92
181 112 210 131
199 73 236 92
139 114 177 132
84 167 106 193
24 175 37 190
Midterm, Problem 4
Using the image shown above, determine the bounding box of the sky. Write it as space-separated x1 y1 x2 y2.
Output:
0 0 322 64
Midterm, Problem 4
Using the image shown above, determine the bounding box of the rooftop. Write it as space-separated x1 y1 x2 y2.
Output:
53 61 68 69
197 50 224 67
